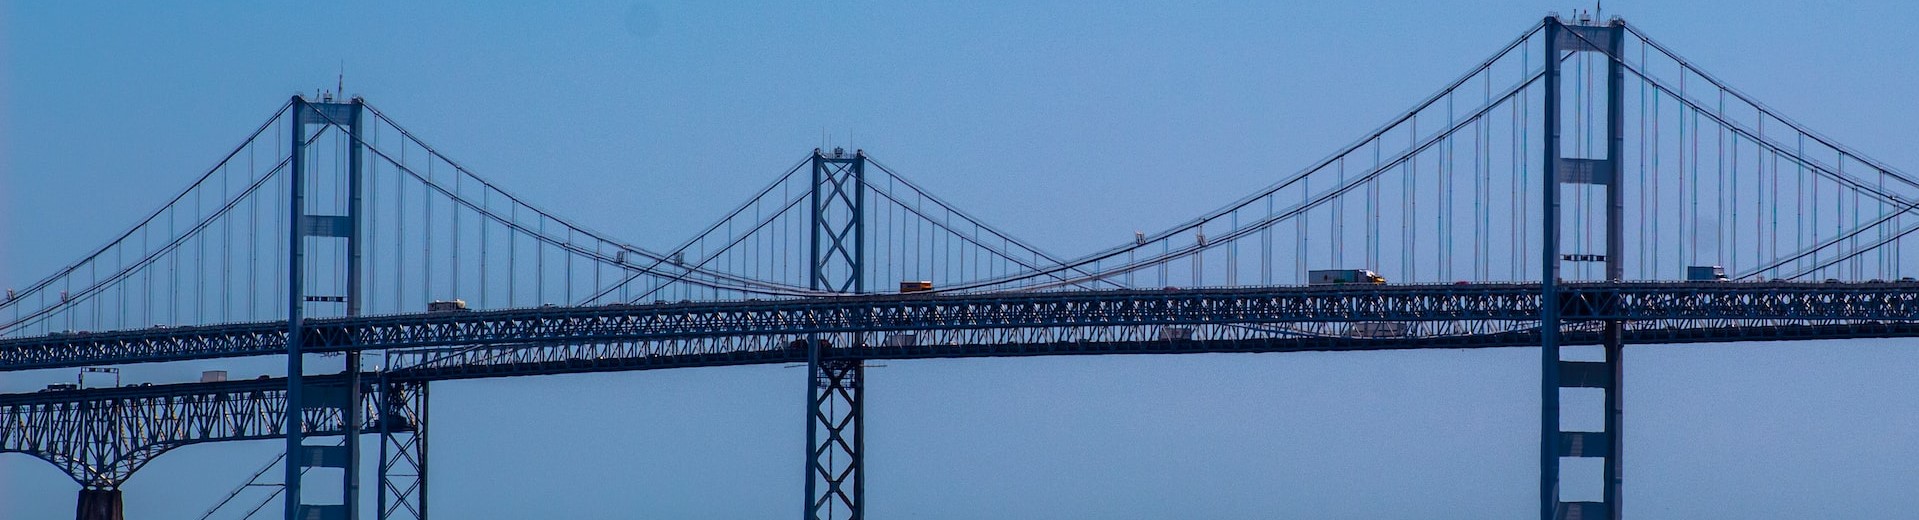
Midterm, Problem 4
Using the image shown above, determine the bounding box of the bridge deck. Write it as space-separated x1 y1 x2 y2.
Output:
4 282 1918 373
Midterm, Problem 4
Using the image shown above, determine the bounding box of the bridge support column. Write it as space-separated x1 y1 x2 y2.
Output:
805 143 867 519
76 488 123 520
805 350 864 520
1598 12 1628 518
377 379 428 520
1541 16 1628 520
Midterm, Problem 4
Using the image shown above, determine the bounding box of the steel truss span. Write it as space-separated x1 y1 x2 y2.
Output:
0 375 418 488
2 282 1919 373
0 312 1907 502
7 12 1919 520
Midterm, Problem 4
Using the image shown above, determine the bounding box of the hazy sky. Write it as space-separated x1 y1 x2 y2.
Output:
4 1 1919 519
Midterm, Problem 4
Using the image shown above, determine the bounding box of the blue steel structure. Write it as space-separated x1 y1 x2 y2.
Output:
13 282 1919 517
806 148 866 520
285 94 367 520
0 375 418 515
1540 19 1629 520
16 282 1919 372
8 281 1919 518
2 14 1917 520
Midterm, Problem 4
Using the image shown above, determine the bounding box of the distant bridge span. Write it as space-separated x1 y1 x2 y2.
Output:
7 282 1919 373
7 14 1919 520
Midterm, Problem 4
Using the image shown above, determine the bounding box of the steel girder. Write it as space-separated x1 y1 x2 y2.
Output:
0 375 411 488
6 283 1919 372
6 321 1919 467
370 320 1919 383
7 319 1919 507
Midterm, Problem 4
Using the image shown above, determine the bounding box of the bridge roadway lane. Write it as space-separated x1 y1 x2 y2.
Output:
3 316 1916 473
3 282 1918 373
6 280 1919 471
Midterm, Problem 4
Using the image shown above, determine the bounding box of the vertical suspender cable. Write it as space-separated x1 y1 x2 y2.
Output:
1880 168 1890 276
1261 196 1271 284
395 143 406 309
1798 133 1807 274
1521 43 1531 279
1690 95 1700 267
481 189 489 306
1514 70 1523 280
1335 157 1345 269
1637 40 1648 279
1443 93 1453 280
537 218 546 303
249 142 259 318
1480 71 1491 280
1719 89 1730 273
452 161 461 300
196 148 205 324
1299 174 1309 281
425 158 434 303
1678 71 1689 267
1406 115 1416 281
1727 91 1738 274
222 157 231 321
1372 140 1382 272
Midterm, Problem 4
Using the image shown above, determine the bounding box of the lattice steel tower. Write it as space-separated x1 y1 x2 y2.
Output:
805 148 866 520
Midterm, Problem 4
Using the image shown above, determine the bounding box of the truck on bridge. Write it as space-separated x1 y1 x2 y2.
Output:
1308 269 1387 286
428 299 471 313
1687 265 1729 282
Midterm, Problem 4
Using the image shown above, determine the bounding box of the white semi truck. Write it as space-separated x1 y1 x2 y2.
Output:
1308 269 1387 286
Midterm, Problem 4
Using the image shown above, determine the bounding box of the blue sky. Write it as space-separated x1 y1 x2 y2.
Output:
5 1 1919 518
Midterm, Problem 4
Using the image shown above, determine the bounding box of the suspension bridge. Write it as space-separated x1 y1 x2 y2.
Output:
4 15 1916 520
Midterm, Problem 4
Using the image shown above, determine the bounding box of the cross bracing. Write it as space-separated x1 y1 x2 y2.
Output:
1 14 1916 520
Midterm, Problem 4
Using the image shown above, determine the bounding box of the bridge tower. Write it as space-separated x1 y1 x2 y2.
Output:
1539 17 1627 520
805 148 866 520
286 94 368 520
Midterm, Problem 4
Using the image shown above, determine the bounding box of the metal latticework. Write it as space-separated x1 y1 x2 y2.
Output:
6 12 1919 520
377 379 428 520
806 148 867 519
810 149 866 294
0 375 394 514
805 355 863 520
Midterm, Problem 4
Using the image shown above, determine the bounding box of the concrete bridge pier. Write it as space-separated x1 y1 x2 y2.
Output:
76 488 123 520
